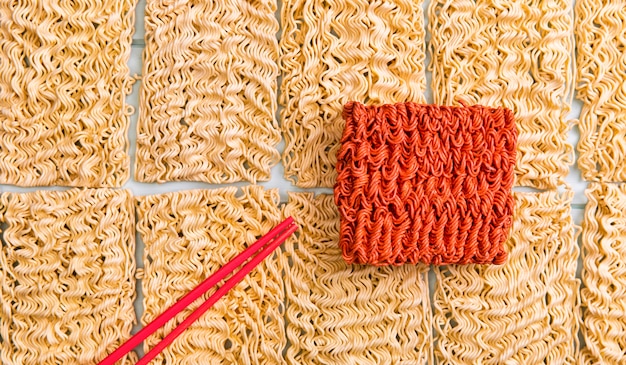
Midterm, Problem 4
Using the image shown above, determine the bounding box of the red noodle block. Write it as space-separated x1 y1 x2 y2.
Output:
335 102 517 266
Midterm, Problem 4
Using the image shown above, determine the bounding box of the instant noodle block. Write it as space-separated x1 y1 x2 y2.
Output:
136 186 285 364
0 1 137 187
335 102 517 266
581 183 626 365
575 0 626 182
280 0 427 188
429 0 575 189
0 189 137 364
433 190 580 365
283 192 432 365
136 0 281 184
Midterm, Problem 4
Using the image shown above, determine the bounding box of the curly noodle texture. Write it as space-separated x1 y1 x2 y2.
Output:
280 0 427 188
136 0 280 184
433 190 580 365
136 186 285 364
580 183 626 364
575 1 626 182
334 102 516 266
283 193 432 365
429 0 574 189
0 0 137 187
0 189 137 365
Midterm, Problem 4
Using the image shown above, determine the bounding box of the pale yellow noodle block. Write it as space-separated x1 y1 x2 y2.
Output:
429 0 574 189
280 0 427 188
136 186 285 364
575 1 626 182
434 190 580 365
0 189 137 365
283 193 432 364
580 183 626 364
136 0 280 184
0 1 137 187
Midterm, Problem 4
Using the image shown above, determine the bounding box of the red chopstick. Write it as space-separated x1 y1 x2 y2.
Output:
98 217 297 365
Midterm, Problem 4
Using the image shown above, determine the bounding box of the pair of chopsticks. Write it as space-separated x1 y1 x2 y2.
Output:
98 217 298 365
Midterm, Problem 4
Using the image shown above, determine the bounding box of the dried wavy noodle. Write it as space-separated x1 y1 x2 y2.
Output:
136 0 280 183
280 0 427 188
575 0 626 182
283 193 432 364
0 0 137 187
136 186 285 364
429 0 574 189
433 190 580 365
335 102 517 266
0 189 137 365
580 183 626 364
